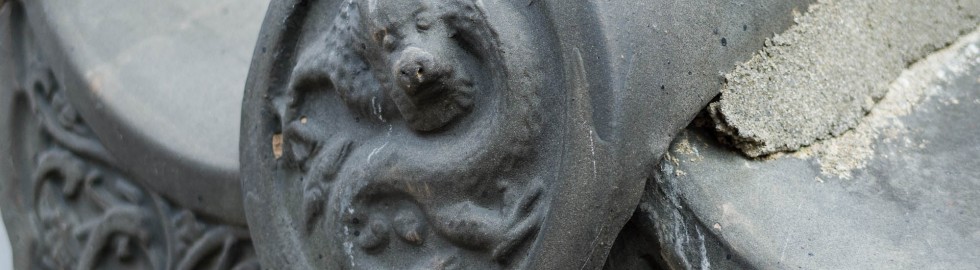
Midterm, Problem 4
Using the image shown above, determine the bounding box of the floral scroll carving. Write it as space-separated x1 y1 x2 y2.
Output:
25 67 259 270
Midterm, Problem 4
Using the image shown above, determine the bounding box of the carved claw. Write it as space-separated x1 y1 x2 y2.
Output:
434 202 499 249
492 181 544 261
356 218 391 252
492 211 542 262
301 139 354 232
282 121 318 170
302 187 327 233
393 210 426 246
429 181 544 258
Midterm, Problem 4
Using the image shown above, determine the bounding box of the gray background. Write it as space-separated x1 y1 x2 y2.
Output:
1 210 11 270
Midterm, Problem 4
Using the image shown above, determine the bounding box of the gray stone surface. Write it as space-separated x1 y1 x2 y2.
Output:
1 2 259 269
0 209 10 270
19 0 268 223
710 0 980 157
17 0 979 269
239 0 811 269
637 29 980 269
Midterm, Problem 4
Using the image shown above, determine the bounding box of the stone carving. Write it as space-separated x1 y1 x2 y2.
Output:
284 0 542 246
282 0 543 266
241 0 579 268
21 66 259 270
0 0 835 268
241 0 778 268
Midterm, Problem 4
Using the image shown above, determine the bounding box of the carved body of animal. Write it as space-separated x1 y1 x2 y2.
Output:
278 0 545 267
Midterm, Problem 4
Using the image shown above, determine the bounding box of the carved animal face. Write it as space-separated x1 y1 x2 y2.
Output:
290 0 496 132
247 0 656 268
273 0 548 268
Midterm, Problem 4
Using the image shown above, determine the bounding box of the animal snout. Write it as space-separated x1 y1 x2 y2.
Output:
394 47 451 97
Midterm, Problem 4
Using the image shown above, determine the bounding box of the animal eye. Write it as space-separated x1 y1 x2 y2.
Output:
450 30 481 60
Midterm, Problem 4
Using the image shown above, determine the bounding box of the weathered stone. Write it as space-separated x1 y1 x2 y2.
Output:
0 2 260 269
710 0 980 157
627 29 980 268
240 0 811 269
1 0 816 268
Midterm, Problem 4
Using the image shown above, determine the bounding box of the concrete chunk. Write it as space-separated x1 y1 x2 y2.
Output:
709 0 980 157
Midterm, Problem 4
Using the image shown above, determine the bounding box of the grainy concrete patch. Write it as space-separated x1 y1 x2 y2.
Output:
794 27 980 178
709 0 980 157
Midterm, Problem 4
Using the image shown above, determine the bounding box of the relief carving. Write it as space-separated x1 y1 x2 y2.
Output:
24 67 259 270
247 0 552 268
242 0 661 268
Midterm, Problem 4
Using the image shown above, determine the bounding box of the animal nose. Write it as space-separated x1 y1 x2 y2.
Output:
394 47 445 97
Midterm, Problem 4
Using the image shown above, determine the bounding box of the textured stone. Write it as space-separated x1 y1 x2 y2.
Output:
239 0 812 269
630 28 980 268
710 0 980 157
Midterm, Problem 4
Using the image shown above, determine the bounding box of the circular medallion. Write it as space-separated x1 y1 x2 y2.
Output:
241 0 647 268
